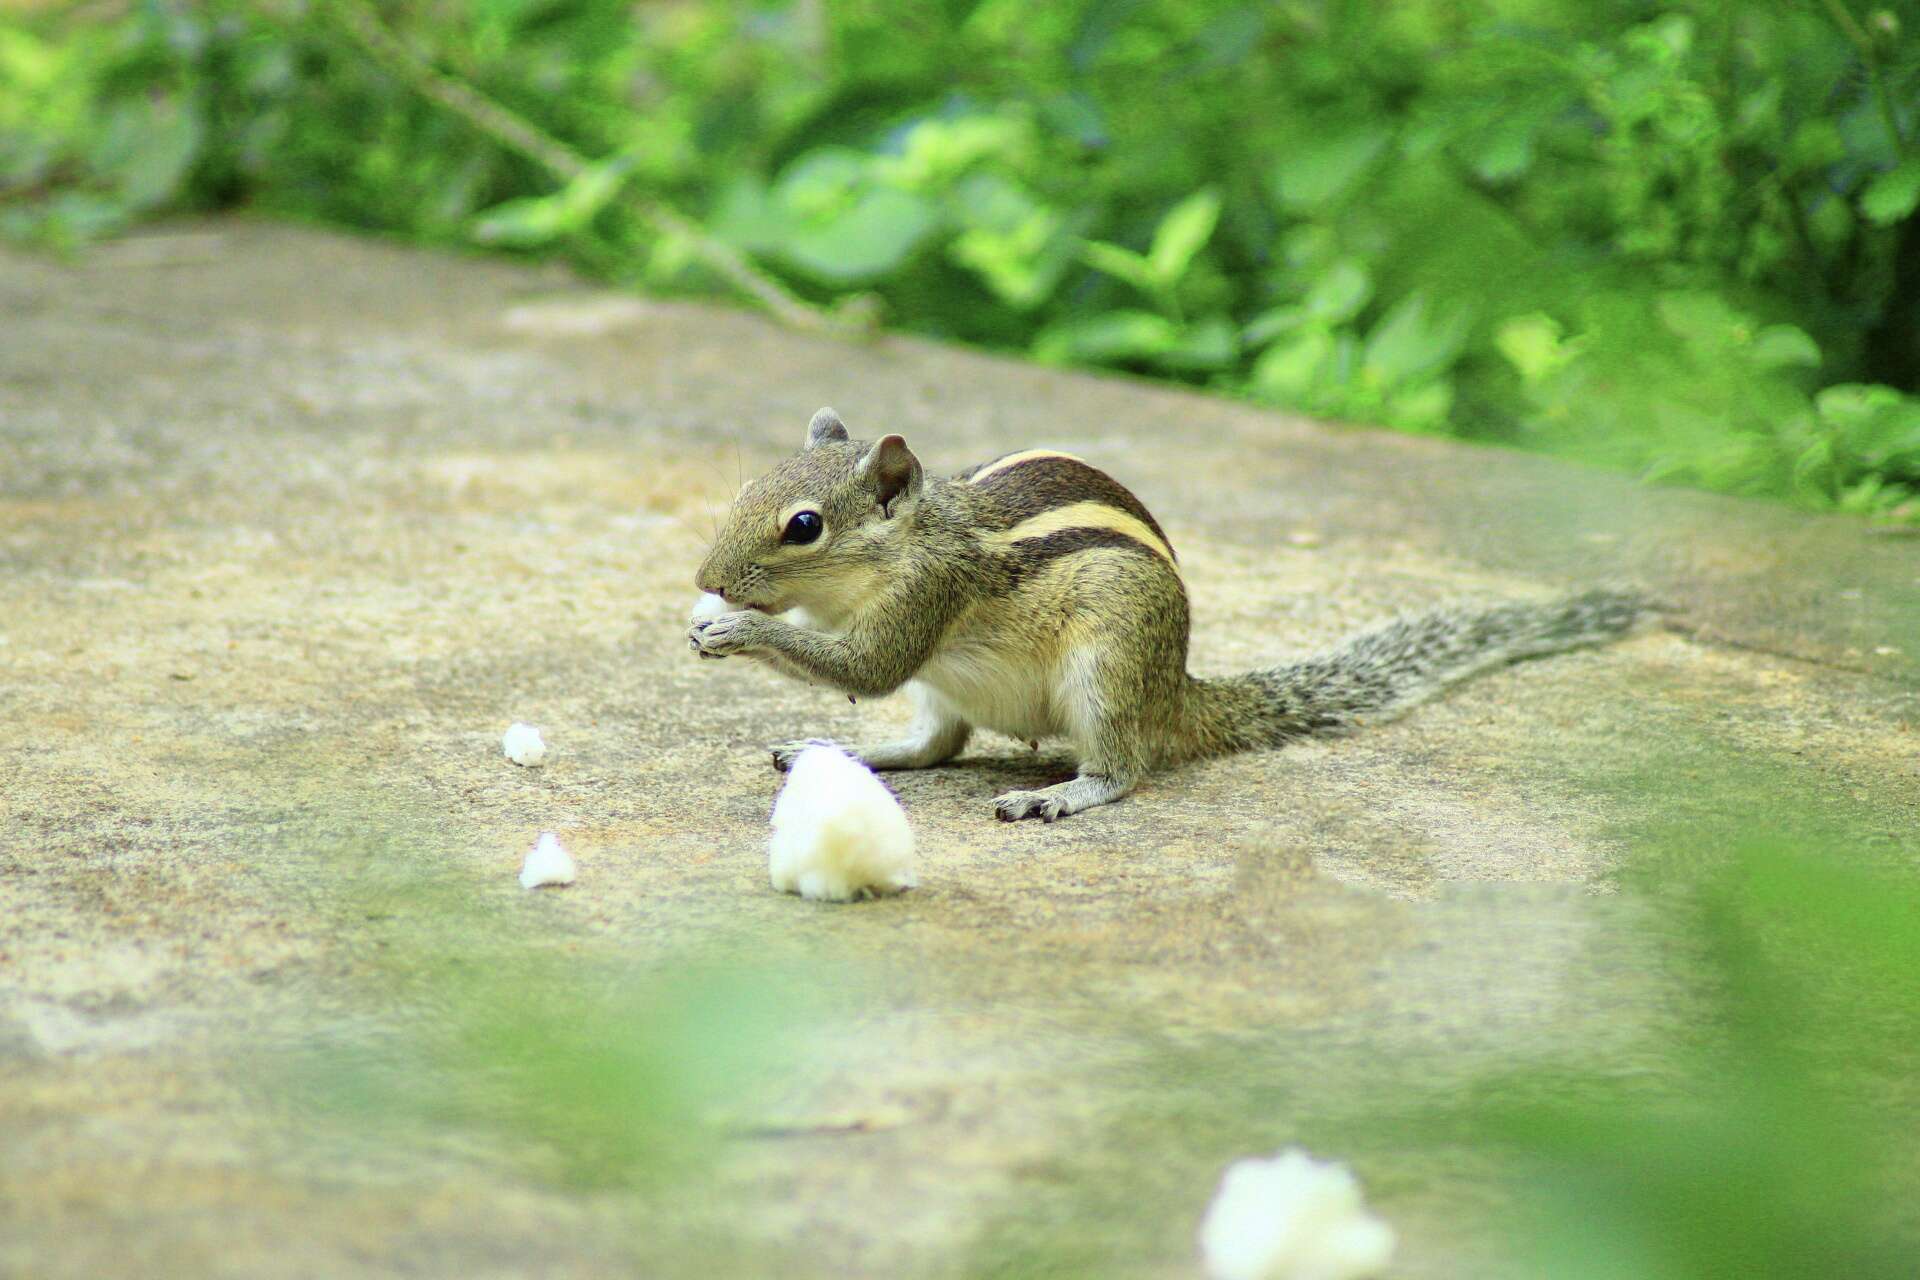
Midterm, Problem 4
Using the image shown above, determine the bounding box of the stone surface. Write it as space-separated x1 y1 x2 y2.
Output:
2 220 1916 1279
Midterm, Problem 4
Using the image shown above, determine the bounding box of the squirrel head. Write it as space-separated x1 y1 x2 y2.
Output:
696 407 924 616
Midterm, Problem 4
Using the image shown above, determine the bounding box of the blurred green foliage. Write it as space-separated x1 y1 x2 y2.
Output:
265 809 804 1195
953 753 1920 1278
4 0 1919 518
1408 767 1920 1279
310 953 792 1188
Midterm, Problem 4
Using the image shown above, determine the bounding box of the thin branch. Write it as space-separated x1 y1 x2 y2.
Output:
319 0 842 332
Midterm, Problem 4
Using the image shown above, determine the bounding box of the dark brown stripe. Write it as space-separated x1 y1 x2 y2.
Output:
969 456 1175 559
1007 527 1165 579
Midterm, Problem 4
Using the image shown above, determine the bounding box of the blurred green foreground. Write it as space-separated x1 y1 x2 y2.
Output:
4 0 1919 518
304 749 1920 1277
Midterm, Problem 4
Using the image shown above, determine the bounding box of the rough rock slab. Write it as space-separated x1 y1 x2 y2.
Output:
1 220 1915 1279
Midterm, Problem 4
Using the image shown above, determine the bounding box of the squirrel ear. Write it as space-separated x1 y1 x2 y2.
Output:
857 434 922 515
805 407 850 450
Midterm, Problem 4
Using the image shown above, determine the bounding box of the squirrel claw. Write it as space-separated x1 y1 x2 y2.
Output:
770 738 838 772
688 610 759 658
993 789 1067 823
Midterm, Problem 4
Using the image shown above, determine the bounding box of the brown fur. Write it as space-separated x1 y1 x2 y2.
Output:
690 409 1642 821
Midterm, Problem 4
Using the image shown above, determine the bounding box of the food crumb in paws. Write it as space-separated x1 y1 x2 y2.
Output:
769 745 915 903
502 722 547 767
519 832 575 889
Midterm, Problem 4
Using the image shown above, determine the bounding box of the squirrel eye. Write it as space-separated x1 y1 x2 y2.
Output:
782 510 823 545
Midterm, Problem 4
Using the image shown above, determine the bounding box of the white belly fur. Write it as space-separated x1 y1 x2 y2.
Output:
916 633 1066 742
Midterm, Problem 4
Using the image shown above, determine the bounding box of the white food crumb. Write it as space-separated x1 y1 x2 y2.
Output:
768 745 916 902
502 722 547 767
1198 1148 1396 1280
518 832 576 889
691 592 730 622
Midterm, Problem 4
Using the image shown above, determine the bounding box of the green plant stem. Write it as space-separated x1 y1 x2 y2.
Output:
313 0 839 332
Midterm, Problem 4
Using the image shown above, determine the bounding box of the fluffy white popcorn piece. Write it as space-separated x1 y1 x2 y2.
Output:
502 722 547 767
691 593 733 661
1198 1148 1396 1280
518 832 576 889
768 745 916 903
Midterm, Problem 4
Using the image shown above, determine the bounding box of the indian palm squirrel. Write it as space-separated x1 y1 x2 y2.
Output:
690 408 1640 822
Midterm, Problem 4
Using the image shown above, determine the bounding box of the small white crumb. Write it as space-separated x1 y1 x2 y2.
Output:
518 832 575 889
691 592 730 622
768 745 916 903
1198 1148 1395 1280
502 722 547 767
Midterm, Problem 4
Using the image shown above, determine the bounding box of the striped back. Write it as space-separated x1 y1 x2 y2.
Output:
960 450 1177 570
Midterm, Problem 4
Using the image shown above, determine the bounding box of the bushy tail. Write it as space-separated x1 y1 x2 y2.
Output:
1179 590 1645 757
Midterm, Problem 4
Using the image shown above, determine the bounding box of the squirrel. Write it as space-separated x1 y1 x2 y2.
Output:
689 407 1643 822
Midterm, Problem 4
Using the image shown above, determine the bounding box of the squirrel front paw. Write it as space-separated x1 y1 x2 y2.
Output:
688 610 763 658
770 738 839 772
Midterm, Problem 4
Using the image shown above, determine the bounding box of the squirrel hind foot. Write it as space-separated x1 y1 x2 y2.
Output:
993 772 1135 822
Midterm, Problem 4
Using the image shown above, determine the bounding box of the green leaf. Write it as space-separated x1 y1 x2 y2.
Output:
947 170 1043 235
1383 378 1454 432
1792 435 1837 494
1079 239 1158 294
1278 224 1338 270
1860 159 1920 227
709 150 937 284
776 187 938 284
1033 310 1179 365
1627 12 1694 61
950 218 1079 311
556 157 632 223
1243 306 1308 348
706 174 785 252
1246 261 1370 349
0 28 64 95
1655 290 1749 353
1250 329 1336 401
1301 259 1372 324
1495 313 1573 385
1146 188 1220 285
1153 316 1239 372
1749 325 1821 371
946 177 1084 309
881 113 1032 190
773 147 867 219
1816 384 1920 469
1466 116 1538 184
1362 293 1470 389
471 194 568 247
94 99 201 212
1785 120 1845 173
471 157 631 248
1269 126 1392 213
